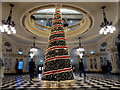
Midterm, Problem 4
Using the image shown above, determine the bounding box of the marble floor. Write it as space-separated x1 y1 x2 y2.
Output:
0 73 120 90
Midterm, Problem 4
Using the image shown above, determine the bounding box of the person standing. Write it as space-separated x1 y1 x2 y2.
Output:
107 60 112 74
15 59 19 74
79 59 86 78
29 58 36 79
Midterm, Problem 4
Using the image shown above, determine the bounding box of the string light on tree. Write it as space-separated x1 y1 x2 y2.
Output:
42 8 74 81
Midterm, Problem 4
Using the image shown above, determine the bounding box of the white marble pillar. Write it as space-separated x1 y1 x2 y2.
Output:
96 56 102 72
0 1 2 56
111 52 120 73
0 1 3 86
87 57 91 71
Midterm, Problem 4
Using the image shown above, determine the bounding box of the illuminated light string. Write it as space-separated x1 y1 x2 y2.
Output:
46 46 68 52
49 38 66 43
55 11 61 13
54 15 61 18
51 31 64 35
51 29 64 33
52 19 63 23
44 55 70 62
45 47 68 55
42 67 72 76
52 25 63 28
44 58 70 63
42 8 74 81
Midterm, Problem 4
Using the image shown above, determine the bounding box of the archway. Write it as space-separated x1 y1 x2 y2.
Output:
115 34 120 70
26 48 45 73
34 48 45 66
70 47 87 74
100 42 112 73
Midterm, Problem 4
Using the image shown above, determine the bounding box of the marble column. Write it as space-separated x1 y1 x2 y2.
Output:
0 1 2 57
0 1 2 65
111 51 120 73
96 56 102 72
0 1 3 86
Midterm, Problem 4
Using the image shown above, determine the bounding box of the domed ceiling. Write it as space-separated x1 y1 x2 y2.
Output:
2 2 119 46
21 3 93 38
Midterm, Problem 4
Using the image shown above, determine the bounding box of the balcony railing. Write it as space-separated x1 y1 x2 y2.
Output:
31 18 85 31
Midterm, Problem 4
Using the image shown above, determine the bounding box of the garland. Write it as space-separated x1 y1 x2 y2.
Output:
44 58 71 72
48 40 66 48
53 21 62 25
55 11 61 13
51 31 64 35
42 67 72 76
50 34 65 40
54 15 61 18
44 55 70 62
49 38 66 43
52 19 63 23
46 46 68 52
42 8 74 81
52 25 63 28
54 13 61 16
51 27 64 32
46 49 68 59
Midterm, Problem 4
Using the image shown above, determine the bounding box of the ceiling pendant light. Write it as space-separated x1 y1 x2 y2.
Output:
77 37 84 58
29 37 37 58
77 37 84 52
99 6 116 35
0 4 16 34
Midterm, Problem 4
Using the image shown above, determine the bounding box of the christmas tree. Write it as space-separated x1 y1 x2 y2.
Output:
42 8 74 81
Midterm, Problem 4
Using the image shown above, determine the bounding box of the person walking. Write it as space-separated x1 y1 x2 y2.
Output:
79 59 86 78
29 58 36 79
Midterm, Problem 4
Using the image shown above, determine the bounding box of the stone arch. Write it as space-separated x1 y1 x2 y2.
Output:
26 48 45 71
70 47 87 73
99 42 112 73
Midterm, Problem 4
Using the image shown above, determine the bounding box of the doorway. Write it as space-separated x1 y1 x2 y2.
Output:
100 42 112 73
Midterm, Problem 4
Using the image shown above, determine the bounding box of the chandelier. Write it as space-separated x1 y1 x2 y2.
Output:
99 6 116 35
77 37 84 58
77 37 84 52
30 37 37 58
0 4 16 34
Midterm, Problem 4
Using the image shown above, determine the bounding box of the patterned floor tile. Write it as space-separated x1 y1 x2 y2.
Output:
0 73 120 89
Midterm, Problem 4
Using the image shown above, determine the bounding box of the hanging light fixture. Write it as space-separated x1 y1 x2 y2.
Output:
0 4 16 34
77 37 84 58
99 6 116 35
77 37 84 52
79 52 84 59
30 37 37 58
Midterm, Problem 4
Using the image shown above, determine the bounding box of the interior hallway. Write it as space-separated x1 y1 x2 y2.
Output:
0 1 120 90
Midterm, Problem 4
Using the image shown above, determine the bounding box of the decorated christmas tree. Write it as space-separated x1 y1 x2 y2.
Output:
42 8 74 81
